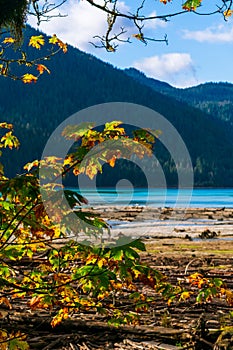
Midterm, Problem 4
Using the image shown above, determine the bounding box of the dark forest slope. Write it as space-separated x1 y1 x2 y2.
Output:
0 28 232 186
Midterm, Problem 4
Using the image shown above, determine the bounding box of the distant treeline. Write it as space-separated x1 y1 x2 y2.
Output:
0 27 233 187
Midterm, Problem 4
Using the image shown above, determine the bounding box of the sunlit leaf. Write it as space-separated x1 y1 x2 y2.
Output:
29 35 45 49
3 37 15 44
182 0 202 11
37 64 50 75
1 131 20 149
224 9 233 17
22 73 38 84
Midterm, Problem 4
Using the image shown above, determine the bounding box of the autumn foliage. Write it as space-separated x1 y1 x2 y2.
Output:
1 0 233 79
0 33 67 83
0 121 233 348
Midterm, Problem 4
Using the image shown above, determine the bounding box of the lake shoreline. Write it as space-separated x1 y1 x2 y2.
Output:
80 206 233 240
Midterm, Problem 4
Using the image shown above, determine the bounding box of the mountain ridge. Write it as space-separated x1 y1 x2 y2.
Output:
0 27 232 187
124 68 233 126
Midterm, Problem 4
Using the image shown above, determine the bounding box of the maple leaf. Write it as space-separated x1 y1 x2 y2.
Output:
29 35 45 49
0 122 13 130
179 291 192 301
108 155 117 167
49 34 59 45
37 64 50 75
3 37 15 44
1 131 20 149
24 160 39 171
224 9 233 18
49 34 67 53
182 0 202 11
57 40 68 53
22 74 38 84
8 337 29 350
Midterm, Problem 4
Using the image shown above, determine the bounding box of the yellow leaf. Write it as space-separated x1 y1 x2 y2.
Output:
167 298 173 306
23 160 39 171
49 34 59 45
49 34 67 53
97 258 106 268
1 131 19 149
64 155 74 166
180 291 192 301
224 9 233 17
3 37 15 44
29 35 45 49
22 74 38 84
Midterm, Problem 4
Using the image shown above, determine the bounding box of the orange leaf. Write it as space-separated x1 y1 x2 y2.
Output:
49 34 67 53
160 0 171 3
37 64 50 75
108 156 117 167
29 296 42 309
0 122 13 130
0 297 12 309
57 39 67 53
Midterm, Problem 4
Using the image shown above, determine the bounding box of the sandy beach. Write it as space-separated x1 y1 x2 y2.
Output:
81 206 233 240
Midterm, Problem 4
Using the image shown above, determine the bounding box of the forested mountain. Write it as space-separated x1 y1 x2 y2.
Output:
0 27 233 187
125 68 233 126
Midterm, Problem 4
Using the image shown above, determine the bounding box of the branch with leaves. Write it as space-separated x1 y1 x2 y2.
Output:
84 0 233 50
0 33 67 83
0 121 233 348
1 0 233 79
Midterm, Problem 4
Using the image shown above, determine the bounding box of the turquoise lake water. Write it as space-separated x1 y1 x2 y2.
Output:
71 188 233 208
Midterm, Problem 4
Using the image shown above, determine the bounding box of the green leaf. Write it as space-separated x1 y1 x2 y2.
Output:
196 291 204 303
9 338 29 350
62 122 95 140
213 278 224 288
129 239 146 251
124 247 140 260
105 121 122 130
64 189 88 207
111 248 124 261
182 0 202 11
98 273 111 290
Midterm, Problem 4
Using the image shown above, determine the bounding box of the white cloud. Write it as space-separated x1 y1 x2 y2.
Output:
183 24 233 43
28 0 108 50
133 53 198 87
143 11 167 30
28 0 136 51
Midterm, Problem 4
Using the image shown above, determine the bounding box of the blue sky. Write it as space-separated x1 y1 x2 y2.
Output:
28 0 233 88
